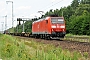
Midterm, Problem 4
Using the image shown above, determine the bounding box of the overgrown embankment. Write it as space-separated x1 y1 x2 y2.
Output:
0 34 89 60
0 34 30 60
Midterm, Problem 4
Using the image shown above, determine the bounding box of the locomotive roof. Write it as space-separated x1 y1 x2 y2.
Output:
32 18 45 24
32 17 64 24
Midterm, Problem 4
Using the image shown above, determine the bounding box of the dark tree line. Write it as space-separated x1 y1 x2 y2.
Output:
14 0 90 35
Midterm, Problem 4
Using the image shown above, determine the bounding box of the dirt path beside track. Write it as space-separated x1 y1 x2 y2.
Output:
15 36 90 58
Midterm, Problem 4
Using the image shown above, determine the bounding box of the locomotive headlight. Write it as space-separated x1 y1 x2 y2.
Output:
52 26 56 28
60 26 65 28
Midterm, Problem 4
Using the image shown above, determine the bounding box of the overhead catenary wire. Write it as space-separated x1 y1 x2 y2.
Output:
35 0 64 18
32 0 67 18
39 0 64 12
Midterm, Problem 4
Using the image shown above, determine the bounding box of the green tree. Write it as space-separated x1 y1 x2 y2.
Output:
75 4 90 16
71 0 79 9
80 0 90 4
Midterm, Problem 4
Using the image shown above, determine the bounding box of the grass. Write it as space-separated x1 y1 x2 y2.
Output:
0 34 89 60
65 34 90 42
0 34 30 60
21 38 89 60
65 33 74 37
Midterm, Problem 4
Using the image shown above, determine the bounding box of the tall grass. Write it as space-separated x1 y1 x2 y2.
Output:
24 40 88 60
0 34 30 60
0 34 89 60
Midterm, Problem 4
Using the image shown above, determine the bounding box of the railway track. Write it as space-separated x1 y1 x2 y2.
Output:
15 35 90 58
9 33 90 43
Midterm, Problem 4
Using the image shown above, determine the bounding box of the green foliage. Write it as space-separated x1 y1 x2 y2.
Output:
0 34 88 60
80 0 90 4
0 34 30 60
71 0 79 9
14 20 33 33
75 4 90 16
67 13 90 35
23 38 87 60
83 52 89 59
12 0 90 35
24 21 32 32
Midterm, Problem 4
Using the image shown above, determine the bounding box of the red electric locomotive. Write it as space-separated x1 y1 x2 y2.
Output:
32 16 66 39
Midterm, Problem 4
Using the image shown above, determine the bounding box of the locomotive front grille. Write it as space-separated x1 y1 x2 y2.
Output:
51 32 66 37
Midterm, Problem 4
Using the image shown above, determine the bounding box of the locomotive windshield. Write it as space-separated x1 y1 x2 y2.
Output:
51 18 64 24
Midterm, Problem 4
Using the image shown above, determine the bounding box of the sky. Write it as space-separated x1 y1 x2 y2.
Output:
0 0 73 31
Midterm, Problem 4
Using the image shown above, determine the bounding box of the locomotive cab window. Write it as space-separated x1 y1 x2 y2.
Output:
58 19 64 24
51 18 64 24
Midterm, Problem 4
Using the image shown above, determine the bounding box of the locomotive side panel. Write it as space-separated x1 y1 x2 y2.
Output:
32 21 40 34
39 19 46 34
32 16 66 39
47 18 52 34
32 18 52 35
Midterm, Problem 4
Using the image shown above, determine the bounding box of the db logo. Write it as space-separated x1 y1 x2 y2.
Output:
57 24 59 28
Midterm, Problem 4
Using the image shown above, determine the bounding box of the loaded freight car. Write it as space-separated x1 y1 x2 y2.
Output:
32 16 66 39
